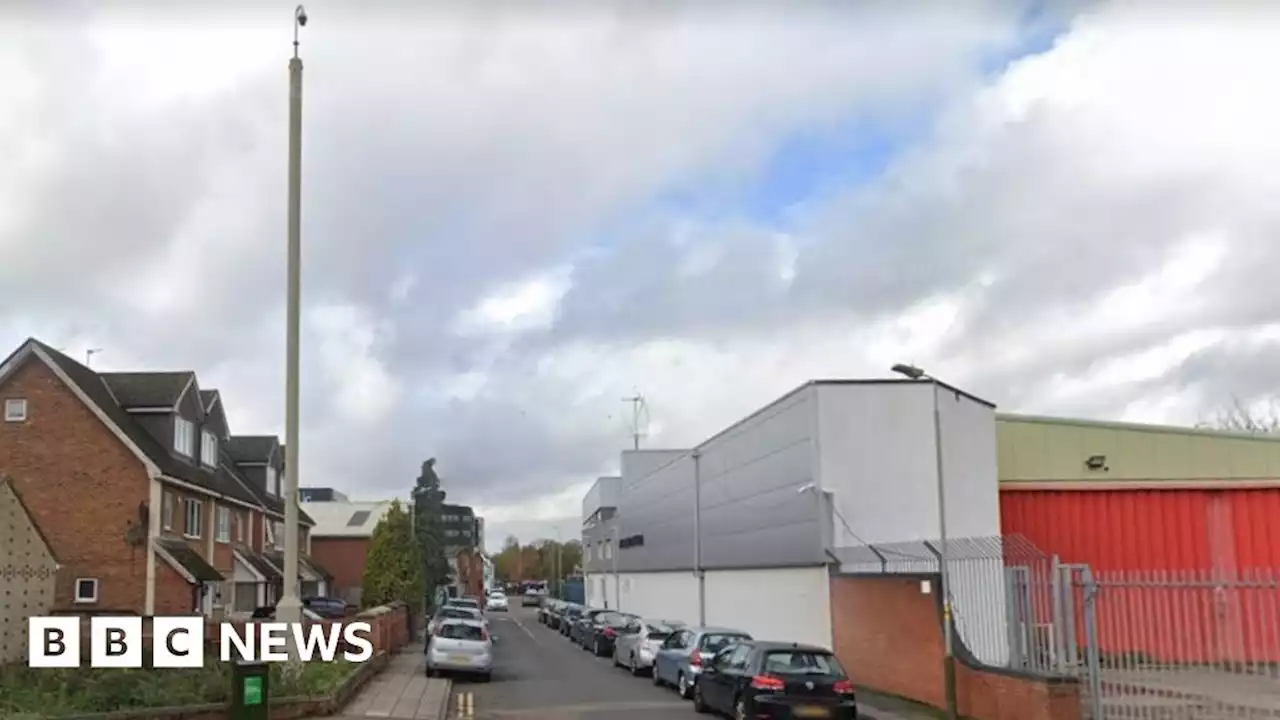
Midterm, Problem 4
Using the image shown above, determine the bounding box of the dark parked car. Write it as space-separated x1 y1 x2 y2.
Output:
586 611 638 657
539 599 561 625
302 597 349 619
570 608 610 646
559 604 585 636
692 641 857 719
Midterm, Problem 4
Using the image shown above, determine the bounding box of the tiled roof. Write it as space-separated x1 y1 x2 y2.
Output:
234 545 282 581
302 500 394 538
198 389 219 412
156 537 224 583
100 371 193 408
225 436 277 463
23 341 312 525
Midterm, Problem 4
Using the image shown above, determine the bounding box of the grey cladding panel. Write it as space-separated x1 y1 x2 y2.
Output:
617 453 696 572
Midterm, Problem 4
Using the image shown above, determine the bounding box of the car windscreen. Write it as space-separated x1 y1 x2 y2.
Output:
437 608 480 620
646 625 673 640
700 633 749 652
762 651 845 677
437 623 486 641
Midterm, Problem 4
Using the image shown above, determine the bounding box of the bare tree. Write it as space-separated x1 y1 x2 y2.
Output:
1198 396 1280 434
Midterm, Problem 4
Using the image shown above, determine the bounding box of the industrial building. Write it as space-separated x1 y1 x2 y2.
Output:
998 413 1280 572
583 379 1003 655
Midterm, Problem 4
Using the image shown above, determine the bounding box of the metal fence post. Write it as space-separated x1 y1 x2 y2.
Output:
1080 567 1103 720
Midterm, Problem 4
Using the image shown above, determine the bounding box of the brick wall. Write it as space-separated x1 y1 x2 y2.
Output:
310 537 371 600
0 358 152 613
829 573 1081 720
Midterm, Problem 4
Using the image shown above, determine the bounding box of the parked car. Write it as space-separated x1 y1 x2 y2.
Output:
559 604 585 636
548 600 571 629
301 596 350 619
653 626 753 699
445 596 483 611
615 619 682 675
538 599 559 624
247 605 324 621
428 606 486 636
570 608 610 646
424 618 493 681
586 611 639 657
692 641 856 718
486 592 509 612
522 592 542 607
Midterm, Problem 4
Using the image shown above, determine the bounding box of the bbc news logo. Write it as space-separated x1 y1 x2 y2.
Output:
28 617 375 668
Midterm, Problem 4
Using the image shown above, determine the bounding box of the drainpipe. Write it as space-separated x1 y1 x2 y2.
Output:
145 477 162 616
692 450 705 626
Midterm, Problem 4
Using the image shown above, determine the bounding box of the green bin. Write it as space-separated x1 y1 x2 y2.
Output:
231 659 270 720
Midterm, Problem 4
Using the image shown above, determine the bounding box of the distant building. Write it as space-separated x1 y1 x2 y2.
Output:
302 499 397 605
300 487 349 503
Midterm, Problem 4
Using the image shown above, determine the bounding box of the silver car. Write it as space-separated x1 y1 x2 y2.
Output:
613 619 683 675
651 626 752 699
425 619 493 681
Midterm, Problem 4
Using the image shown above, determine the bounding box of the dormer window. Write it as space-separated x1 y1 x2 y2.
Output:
174 417 195 457
265 465 279 496
200 430 218 467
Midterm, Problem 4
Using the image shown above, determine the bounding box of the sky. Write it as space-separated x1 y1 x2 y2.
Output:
4 1 1280 553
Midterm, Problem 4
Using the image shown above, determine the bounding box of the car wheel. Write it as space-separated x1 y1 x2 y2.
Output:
477 672 492 683
679 673 695 699
594 640 602 656
425 666 435 677
630 655 642 676
735 697 747 720
612 649 622 668
652 665 663 686
692 684 710 714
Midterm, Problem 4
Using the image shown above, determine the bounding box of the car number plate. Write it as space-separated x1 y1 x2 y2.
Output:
449 655 471 663
794 706 829 718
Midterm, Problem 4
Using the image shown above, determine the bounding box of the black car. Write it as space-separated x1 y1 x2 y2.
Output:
587 611 638 657
539 599 560 625
558 604 584 634
571 608 610 646
693 641 857 719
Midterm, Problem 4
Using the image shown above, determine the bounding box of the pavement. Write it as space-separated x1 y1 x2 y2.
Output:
327 644 452 720
429 606 932 720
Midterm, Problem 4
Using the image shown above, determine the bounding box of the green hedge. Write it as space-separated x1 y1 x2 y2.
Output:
0 659 354 717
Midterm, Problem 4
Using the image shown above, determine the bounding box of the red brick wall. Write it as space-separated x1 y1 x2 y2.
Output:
156 561 196 614
829 573 1081 720
0 358 151 613
310 537 370 598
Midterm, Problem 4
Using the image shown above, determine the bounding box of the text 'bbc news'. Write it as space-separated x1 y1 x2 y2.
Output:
28 617 375 668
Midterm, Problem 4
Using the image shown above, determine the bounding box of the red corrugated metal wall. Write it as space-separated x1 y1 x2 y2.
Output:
1000 488 1280 571
1001 488 1280 664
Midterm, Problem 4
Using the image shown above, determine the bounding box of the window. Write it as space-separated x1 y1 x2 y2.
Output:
265 465 278 496
3 398 27 422
273 521 285 550
604 541 613 560
236 511 247 543
174 417 195 457
763 651 845 677
74 578 99 604
200 430 218 466
162 492 174 530
216 506 231 543
184 499 203 538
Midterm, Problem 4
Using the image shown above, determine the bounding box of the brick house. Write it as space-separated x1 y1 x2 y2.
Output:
0 338 330 617
301 498 395 606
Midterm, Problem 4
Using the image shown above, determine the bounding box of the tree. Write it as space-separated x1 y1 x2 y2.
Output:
1199 396 1280 434
411 459 451 607
360 500 425 613
494 536 521 584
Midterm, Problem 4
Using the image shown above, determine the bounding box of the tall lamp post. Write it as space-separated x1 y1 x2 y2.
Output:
891 363 956 720
551 524 564 599
277 4 309 630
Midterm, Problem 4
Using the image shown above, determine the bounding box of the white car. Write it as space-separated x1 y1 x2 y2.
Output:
486 592 509 612
425 619 492 681
428 605 489 636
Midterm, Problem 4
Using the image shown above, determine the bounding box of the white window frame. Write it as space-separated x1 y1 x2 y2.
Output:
4 398 27 422
216 506 231 543
272 521 286 550
174 417 195 457
162 492 174 530
236 511 246 543
74 578 99 604
265 465 278 496
201 430 219 467
265 520 274 548
184 499 203 539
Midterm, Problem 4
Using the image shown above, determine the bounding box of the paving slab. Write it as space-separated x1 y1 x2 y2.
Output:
310 645 451 720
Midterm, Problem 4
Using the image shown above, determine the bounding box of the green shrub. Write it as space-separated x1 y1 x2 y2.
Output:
0 659 355 717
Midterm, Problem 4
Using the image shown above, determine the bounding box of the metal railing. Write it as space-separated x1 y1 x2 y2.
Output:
835 535 1280 719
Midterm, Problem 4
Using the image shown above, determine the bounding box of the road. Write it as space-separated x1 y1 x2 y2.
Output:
447 606 692 719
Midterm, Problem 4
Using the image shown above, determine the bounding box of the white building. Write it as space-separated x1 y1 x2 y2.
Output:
586 379 1004 660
